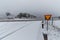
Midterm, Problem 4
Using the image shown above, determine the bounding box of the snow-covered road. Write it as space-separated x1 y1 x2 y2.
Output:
0 21 44 40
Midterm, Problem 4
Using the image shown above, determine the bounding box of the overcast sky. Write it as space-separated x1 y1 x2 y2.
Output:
0 0 60 17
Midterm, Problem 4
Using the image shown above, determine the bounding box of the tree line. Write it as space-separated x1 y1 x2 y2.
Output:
6 12 37 19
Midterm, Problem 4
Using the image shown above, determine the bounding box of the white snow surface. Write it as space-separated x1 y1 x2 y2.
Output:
0 20 60 40
0 21 44 40
42 20 60 40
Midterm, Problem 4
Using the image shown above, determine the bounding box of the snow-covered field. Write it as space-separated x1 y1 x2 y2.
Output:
0 21 44 40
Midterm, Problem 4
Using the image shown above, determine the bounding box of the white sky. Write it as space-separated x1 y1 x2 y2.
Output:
0 0 60 17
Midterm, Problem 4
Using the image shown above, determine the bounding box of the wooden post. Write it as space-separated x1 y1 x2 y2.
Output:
43 34 48 40
42 20 44 29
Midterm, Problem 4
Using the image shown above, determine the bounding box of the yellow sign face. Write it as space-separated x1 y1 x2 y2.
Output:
45 15 52 20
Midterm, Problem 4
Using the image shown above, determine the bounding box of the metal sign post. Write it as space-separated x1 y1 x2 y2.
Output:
47 20 48 30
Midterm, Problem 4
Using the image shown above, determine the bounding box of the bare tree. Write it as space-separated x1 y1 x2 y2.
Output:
6 12 13 19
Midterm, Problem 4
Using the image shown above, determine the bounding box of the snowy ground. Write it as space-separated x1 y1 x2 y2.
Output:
0 20 60 40
42 20 60 40
0 21 44 40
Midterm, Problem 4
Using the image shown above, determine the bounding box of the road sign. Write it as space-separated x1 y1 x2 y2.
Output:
44 14 52 31
44 14 52 20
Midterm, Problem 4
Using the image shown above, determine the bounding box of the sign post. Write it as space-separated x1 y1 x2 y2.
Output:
44 14 52 31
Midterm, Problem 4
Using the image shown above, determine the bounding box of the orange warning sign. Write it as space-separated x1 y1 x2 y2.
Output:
44 14 52 20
